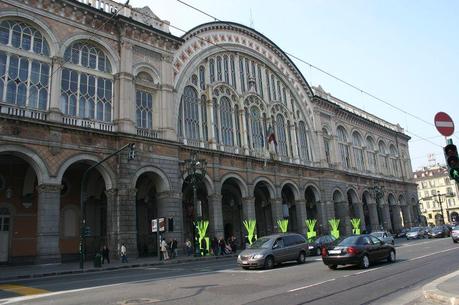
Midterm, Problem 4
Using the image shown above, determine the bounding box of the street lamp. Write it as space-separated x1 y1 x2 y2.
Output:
369 182 385 230
181 151 207 256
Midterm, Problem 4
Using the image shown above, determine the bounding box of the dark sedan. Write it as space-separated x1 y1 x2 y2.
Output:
308 235 336 256
322 234 396 270
428 226 450 238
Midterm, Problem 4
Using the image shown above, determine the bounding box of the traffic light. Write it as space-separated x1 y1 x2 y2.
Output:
444 143 459 183
128 143 136 160
81 226 92 237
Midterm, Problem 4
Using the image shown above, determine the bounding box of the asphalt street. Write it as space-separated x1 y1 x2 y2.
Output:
1 237 458 305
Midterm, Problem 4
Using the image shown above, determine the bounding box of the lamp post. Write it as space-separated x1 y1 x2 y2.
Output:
79 143 135 269
181 151 207 256
369 182 385 230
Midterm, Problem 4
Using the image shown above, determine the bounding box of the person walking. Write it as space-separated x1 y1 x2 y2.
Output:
185 239 192 256
171 239 178 258
120 243 128 263
102 245 110 264
161 238 169 261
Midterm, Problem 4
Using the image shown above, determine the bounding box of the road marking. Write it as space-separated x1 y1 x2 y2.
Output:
407 247 458 261
288 279 335 292
354 267 382 275
0 284 49 296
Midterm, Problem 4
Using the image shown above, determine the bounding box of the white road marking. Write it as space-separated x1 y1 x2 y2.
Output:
288 279 335 292
354 267 382 275
407 247 458 261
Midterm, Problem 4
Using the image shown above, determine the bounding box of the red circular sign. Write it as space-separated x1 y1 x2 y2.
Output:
434 112 455 137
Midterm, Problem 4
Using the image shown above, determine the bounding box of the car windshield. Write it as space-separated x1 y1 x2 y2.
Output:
337 236 361 246
249 237 272 249
371 232 384 238
432 227 443 231
409 227 420 232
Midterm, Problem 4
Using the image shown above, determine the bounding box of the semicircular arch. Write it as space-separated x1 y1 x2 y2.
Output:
131 166 171 193
252 176 276 198
220 173 248 198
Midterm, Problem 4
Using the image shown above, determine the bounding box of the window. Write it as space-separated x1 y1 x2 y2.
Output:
378 141 389 175
209 58 215 83
199 65 205 90
271 75 276 100
135 90 152 129
213 98 220 144
201 95 208 141
337 126 350 169
276 114 288 157
220 96 234 146
250 106 264 150
181 86 200 140
298 121 310 161
223 55 229 84
0 20 51 110
323 128 331 163
266 70 271 101
61 42 112 121
239 58 245 92
234 104 241 147
366 137 377 173
230 55 236 88
389 145 399 177
216 56 222 81
352 132 365 171
257 65 263 97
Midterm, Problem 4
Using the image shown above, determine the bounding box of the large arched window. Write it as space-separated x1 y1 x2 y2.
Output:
0 20 50 110
352 131 365 171
220 96 234 146
135 72 154 129
298 121 310 161
60 41 113 121
378 141 389 175
366 136 377 173
337 126 350 169
323 128 331 163
250 106 264 150
389 145 400 177
201 95 208 141
181 86 200 140
276 114 288 157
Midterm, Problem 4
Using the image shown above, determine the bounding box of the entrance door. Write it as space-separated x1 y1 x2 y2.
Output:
0 208 10 262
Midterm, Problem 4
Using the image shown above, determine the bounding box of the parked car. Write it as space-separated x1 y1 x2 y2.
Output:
322 234 396 270
308 235 337 256
451 226 459 243
406 227 427 240
395 228 409 238
237 233 309 269
428 226 450 238
370 231 395 245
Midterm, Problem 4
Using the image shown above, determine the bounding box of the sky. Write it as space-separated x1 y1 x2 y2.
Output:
129 0 459 171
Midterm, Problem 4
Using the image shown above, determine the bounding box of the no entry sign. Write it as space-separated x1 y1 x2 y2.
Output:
434 112 454 137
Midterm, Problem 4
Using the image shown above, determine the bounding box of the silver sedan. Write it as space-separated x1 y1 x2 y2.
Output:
370 231 395 245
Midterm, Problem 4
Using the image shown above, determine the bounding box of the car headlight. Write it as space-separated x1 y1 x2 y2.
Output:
238 255 241 260
308 246 314 250
252 254 264 259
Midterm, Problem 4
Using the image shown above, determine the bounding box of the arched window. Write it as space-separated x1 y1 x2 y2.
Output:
352 131 365 171
199 65 205 90
216 56 222 81
251 61 257 92
239 58 245 92
201 95 208 141
209 58 215 83
390 145 400 177
220 96 234 146
213 98 219 144
61 42 113 121
257 65 263 98
323 128 331 163
0 20 51 110
250 106 264 150
378 141 389 175
298 121 310 161
182 86 200 140
271 75 276 100
223 55 229 84
337 126 350 169
282 87 287 105
366 137 377 173
230 55 236 88
266 70 271 101
136 90 152 129
276 114 288 157
234 104 241 147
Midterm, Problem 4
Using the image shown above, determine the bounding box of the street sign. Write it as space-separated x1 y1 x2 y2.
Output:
434 112 454 137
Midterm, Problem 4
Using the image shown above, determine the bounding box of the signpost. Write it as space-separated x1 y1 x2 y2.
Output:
434 112 454 137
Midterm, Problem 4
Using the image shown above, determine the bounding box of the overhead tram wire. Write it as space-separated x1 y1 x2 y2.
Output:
172 0 455 145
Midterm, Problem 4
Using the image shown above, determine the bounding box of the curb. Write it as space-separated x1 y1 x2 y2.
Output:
0 254 238 283
423 269 459 305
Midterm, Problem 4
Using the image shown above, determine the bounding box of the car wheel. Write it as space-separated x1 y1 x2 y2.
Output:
387 250 396 263
328 264 337 270
316 248 321 256
453 240 458 244
360 255 370 269
264 256 275 269
297 251 306 264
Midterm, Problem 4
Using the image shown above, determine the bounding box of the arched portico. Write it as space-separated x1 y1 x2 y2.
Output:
333 190 350 236
254 180 275 237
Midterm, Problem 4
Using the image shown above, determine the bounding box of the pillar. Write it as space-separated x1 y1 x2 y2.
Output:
368 202 380 232
118 187 138 258
105 188 118 254
401 205 412 228
48 56 64 122
242 196 256 220
209 193 224 239
295 199 307 236
392 205 403 232
36 183 62 263
271 198 284 229
382 204 393 232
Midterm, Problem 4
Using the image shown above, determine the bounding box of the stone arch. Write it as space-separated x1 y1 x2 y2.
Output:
0 9 60 56
0 144 50 185
60 34 120 74
133 63 161 85
281 182 299 232
220 173 248 198
333 189 348 236
304 183 321 202
347 188 360 219
252 177 276 198
280 180 300 200
56 154 116 190
131 166 171 193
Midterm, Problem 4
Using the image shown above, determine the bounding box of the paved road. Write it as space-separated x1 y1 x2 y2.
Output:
1 238 458 305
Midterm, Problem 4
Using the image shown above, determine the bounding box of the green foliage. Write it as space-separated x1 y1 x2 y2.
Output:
351 218 361 235
306 219 317 240
329 218 340 239
243 219 257 245
277 219 289 233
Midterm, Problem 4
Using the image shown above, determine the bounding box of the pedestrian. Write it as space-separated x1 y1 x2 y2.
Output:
185 239 192 256
219 237 226 256
171 239 178 258
121 243 128 263
102 245 110 264
161 238 169 260
211 236 219 256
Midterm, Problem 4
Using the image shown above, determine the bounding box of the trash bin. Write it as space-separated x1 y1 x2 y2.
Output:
94 253 102 268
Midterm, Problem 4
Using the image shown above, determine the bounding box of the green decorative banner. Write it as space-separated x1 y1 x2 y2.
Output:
351 218 361 235
306 219 317 240
329 218 340 239
195 220 209 254
277 219 289 233
243 219 256 245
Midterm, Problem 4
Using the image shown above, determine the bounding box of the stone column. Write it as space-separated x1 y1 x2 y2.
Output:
36 183 62 263
115 41 135 134
320 201 334 234
105 188 118 254
401 205 412 228
392 206 403 232
242 196 256 220
367 202 380 232
48 56 64 123
240 106 249 155
271 198 284 229
208 193 224 239
382 204 393 232
353 202 366 233
295 199 307 236
118 188 138 258
289 123 299 162
157 191 183 246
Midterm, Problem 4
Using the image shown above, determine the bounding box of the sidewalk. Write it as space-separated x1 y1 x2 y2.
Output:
423 269 459 305
0 254 238 283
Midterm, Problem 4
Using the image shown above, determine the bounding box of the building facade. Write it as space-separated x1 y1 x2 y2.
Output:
414 165 459 226
0 0 420 264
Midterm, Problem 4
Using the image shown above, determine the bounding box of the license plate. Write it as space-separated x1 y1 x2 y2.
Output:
242 261 249 265
329 250 341 255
